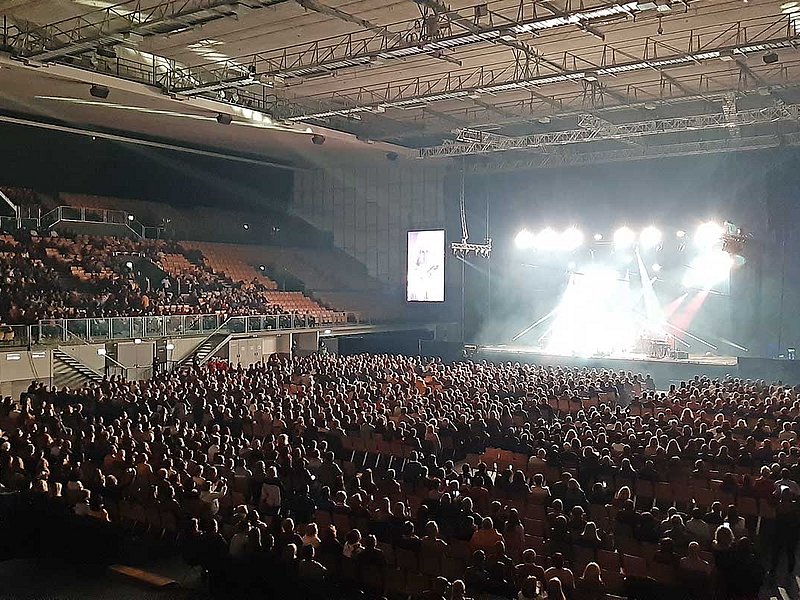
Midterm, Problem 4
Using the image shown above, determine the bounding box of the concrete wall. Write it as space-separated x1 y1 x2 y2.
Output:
0 350 52 398
60 343 105 371
292 162 448 284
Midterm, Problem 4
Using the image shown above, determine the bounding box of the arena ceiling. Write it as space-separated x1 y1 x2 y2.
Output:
2 0 800 169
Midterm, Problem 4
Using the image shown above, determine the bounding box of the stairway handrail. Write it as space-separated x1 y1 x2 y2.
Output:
57 324 129 374
173 317 235 371
53 347 104 379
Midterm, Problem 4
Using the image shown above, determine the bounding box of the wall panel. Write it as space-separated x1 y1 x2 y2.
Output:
292 162 449 283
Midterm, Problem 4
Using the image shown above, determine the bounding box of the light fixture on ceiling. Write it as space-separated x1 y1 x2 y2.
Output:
216 113 232 125
644 102 657 110
89 84 109 99
311 134 326 145
763 51 779 64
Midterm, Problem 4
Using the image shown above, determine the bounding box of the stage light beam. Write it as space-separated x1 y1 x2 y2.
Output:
614 226 636 249
640 226 662 249
515 229 535 249
562 227 583 250
652 263 662 273
682 249 733 288
535 227 560 250
694 221 724 249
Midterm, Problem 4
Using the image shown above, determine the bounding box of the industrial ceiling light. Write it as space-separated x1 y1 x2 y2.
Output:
89 84 109 99
763 51 779 64
216 113 232 125
311 134 326 145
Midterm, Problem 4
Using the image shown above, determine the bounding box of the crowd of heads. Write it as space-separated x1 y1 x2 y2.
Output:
0 233 313 325
1 353 800 600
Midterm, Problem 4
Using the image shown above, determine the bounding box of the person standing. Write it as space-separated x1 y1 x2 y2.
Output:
770 487 800 574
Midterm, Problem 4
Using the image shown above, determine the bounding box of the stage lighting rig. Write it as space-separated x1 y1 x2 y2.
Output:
452 163 492 258
721 221 750 255
452 237 493 257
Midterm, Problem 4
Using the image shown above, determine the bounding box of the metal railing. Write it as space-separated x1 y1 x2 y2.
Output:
33 311 353 345
39 206 148 238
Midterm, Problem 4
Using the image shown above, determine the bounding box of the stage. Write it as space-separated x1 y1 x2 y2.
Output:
418 341 800 387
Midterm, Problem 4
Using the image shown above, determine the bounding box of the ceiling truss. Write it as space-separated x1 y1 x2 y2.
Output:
420 103 800 157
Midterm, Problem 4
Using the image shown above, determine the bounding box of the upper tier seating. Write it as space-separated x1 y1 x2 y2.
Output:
0 233 336 324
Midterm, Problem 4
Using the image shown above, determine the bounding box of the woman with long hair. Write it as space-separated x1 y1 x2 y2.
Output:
575 562 604 600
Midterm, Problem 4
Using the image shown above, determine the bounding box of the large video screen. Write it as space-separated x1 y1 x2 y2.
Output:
407 229 445 302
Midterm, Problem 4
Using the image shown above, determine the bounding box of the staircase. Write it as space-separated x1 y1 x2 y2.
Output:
52 348 104 387
175 332 232 369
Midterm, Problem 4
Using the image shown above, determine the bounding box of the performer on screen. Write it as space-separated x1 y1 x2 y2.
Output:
407 247 440 301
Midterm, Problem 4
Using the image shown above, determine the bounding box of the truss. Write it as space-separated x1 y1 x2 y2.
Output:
282 15 798 122
4 1 291 62
419 104 800 157
172 0 638 88
463 132 800 172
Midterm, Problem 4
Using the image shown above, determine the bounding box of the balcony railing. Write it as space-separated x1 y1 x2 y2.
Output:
0 311 361 348
32 311 354 345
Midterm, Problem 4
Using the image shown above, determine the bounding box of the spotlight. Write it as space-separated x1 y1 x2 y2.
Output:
134 338 142 344
651 263 662 273
614 226 635 249
127 214 134 221
89 84 109 99
216 113 232 125
324 329 332 334
676 229 686 238
562 227 583 250
311 134 326 145
683 249 733 288
593 233 603 241
242 223 250 230
639 226 662 249
514 229 535 249
166 343 175 351
763 51 779 64
694 221 723 248
259 264 266 271
535 227 561 250
125 261 133 269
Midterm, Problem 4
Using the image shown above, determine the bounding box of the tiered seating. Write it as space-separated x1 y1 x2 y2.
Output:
263 290 346 324
181 241 276 288
158 252 198 278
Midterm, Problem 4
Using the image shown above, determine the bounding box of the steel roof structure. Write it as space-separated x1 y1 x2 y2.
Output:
2 0 800 168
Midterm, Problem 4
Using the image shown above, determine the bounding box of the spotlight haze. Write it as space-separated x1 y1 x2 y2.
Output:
639 226 662 249
515 229 535 249
694 221 724 249
614 226 636 249
562 227 584 250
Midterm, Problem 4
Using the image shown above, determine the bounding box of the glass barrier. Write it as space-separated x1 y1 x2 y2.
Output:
111 317 132 340
61 206 82 221
89 318 110 339
25 311 354 345
0 325 28 348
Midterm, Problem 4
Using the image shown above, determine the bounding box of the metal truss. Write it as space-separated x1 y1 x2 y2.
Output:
4 1 290 62
282 15 798 122
419 103 800 157
463 132 800 172
173 0 639 88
